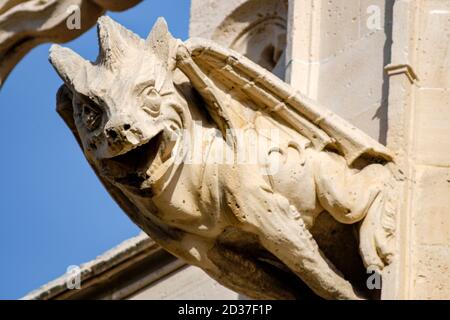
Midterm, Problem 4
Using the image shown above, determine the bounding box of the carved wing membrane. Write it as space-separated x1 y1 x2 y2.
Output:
180 38 393 165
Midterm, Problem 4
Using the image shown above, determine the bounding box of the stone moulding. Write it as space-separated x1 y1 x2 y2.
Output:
22 233 186 300
48 16 397 300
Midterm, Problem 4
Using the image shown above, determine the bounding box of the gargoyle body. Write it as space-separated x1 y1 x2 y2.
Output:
49 17 395 300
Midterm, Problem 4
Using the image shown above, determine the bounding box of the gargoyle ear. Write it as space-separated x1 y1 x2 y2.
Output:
56 85 82 147
97 15 143 69
146 17 177 69
49 45 91 91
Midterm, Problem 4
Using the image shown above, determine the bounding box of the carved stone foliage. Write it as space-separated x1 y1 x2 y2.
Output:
49 17 396 300
0 0 141 88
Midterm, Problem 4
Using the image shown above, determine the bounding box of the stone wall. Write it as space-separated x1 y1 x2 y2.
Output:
385 0 450 300
286 0 393 142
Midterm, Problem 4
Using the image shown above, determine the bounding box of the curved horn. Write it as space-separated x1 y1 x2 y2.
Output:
146 17 177 69
97 15 143 69
49 45 91 90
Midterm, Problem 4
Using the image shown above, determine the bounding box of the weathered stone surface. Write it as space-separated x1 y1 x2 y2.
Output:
8 0 449 301
384 0 450 300
48 16 396 300
285 0 393 143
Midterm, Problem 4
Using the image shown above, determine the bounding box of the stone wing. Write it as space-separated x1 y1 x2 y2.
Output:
179 38 392 165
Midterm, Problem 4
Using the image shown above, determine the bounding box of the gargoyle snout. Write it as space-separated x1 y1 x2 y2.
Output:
104 123 136 146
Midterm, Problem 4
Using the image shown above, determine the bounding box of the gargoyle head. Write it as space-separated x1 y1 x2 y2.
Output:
50 16 187 193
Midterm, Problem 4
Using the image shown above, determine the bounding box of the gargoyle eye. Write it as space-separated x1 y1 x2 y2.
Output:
81 103 102 131
142 87 161 117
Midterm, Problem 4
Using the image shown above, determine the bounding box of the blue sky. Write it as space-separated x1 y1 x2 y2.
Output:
0 0 190 299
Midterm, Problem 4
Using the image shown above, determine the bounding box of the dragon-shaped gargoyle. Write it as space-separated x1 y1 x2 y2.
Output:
49 16 396 300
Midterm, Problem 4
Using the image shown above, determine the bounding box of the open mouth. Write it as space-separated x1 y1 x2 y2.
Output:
101 131 164 190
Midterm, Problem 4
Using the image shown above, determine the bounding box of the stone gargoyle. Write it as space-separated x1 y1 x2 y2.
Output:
49 16 396 300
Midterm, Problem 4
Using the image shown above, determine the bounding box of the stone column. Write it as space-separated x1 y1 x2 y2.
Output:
385 0 450 300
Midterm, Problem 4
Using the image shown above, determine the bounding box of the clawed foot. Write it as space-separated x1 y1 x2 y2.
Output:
359 192 395 270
